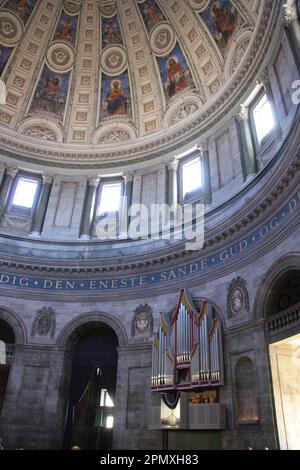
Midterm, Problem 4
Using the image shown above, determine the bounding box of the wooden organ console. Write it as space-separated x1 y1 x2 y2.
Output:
150 289 225 430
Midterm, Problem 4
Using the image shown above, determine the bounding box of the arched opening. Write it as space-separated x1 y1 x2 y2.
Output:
266 269 300 317
0 319 15 413
265 268 300 450
63 323 118 450
235 357 259 424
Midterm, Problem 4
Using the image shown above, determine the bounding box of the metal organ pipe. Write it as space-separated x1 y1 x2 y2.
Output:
151 292 223 391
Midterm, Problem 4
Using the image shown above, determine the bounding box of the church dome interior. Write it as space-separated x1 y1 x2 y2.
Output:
0 0 299 453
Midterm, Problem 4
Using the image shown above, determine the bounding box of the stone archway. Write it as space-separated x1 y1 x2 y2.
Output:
254 253 300 450
253 252 300 323
0 306 26 345
57 311 128 350
57 312 128 450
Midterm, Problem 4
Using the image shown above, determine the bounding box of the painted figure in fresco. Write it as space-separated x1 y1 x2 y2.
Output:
17 0 30 11
105 21 120 45
211 1 237 47
57 18 73 41
166 56 188 98
106 80 127 115
145 2 161 28
42 76 60 99
34 75 64 116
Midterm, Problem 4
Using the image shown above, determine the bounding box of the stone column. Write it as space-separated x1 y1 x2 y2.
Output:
122 172 134 233
236 105 257 182
0 165 18 217
257 70 283 143
282 3 300 68
200 143 212 206
30 173 54 238
79 175 100 240
166 158 179 208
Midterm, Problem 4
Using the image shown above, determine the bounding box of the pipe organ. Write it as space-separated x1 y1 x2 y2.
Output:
151 289 223 391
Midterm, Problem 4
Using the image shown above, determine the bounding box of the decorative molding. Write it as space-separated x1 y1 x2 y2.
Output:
281 3 298 27
100 45 128 76
198 141 208 152
46 42 75 72
5 164 18 177
256 68 269 89
0 11 23 47
42 173 55 184
166 157 179 171
227 277 250 318
0 183 299 291
170 102 200 127
131 303 153 337
0 145 298 280
235 104 249 122
123 171 134 184
31 306 56 338
87 175 100 187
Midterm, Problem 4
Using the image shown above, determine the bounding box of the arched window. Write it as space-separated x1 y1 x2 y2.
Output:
0 319 15 413
0 319 15 364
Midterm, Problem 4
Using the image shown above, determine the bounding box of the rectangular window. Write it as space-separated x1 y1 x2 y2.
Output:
12 177 39 209
182 156 202 199
100 388 114 408
252 93 275 145
97 182 122 215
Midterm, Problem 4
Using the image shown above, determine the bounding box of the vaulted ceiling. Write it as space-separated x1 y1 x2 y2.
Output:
0 0 277 165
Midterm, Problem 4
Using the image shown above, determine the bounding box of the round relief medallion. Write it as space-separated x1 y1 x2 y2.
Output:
101 45 127 76
63 1 81 15
100 4 117 17
189 0 210 11
230 287 244 314
46 42 74 72
0 11 23 46
150 22 176 56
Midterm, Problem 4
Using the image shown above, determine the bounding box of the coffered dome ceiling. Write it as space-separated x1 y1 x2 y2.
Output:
0 0 278 166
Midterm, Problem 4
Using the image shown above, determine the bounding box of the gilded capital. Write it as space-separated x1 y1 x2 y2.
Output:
5 165 18 177
123 172 135 184
42 173 55 185
166 158 179 171
198 142 209 153
256 68 269 89
87 175 100 188
236 104 249 122
281 4 298 26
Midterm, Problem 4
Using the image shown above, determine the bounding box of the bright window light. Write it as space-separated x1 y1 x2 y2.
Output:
100 388 114 408
12 177 39 208
105 415 114 429
98 183 122 215
252 94 275 144
182 157 202 198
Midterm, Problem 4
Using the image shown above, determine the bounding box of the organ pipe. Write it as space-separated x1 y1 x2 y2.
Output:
151 289 223 391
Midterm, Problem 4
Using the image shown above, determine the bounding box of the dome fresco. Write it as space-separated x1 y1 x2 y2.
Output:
0 0 273 165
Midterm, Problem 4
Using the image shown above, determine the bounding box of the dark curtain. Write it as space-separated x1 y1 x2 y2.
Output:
64 327 118 450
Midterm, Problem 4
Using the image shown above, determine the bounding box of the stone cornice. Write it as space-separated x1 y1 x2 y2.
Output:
0 143 299 277
0 98 298 272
